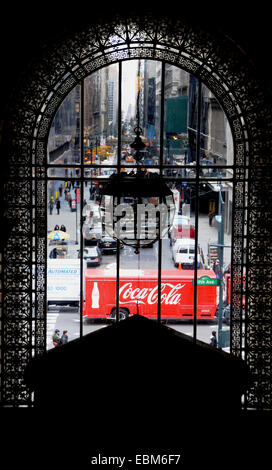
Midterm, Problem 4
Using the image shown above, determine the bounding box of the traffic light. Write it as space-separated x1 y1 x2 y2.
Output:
209 244 218 263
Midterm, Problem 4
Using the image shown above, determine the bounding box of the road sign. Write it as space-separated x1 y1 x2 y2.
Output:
192 276 218 286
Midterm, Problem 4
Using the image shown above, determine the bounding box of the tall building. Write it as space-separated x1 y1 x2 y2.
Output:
84 64 118 145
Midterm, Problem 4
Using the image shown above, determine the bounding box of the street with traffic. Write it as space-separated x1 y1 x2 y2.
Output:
47 179 231 350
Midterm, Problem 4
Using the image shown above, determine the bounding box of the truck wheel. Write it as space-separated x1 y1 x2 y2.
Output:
110 308 129 321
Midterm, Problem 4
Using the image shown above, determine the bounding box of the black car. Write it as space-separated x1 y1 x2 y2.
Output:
81 246 102 267
98 236 123 254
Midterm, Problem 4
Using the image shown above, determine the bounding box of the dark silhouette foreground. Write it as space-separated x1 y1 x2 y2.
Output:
24 315 251 467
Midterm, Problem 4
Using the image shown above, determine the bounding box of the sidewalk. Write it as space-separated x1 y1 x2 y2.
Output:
197 212 231 267
47 190 82 259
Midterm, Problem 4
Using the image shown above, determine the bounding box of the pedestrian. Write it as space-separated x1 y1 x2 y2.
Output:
54 224 60 230
213 259 220 279
49 198 54 215
49 248 58 258
66 192 72 207
210 330 217 347
59 184 63 197
208 210 215 226
60 224 66 232
56 198 61 215
59 330 68 346
52 329 61 347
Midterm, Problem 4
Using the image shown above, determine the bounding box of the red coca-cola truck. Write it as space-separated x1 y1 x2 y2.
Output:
83 268 217 320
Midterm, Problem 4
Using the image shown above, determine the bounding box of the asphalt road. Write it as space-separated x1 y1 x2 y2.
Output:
47 307 218 350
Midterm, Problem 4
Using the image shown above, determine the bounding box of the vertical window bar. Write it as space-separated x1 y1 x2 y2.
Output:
115 61 122 323
157 214 162 324
117 62 122 172
157 62 166 323
80 80 84 338
193 79 202 342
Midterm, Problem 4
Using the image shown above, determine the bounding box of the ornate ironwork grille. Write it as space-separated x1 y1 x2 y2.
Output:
1 15 271 409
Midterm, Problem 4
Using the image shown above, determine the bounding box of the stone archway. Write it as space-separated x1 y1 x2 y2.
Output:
1 13 271 409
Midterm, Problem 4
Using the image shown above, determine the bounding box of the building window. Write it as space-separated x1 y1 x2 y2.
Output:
46 60 234 351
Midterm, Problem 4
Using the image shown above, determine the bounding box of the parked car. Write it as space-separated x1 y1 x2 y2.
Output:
98 236 123 254
80 246 102 267
172 238 204 269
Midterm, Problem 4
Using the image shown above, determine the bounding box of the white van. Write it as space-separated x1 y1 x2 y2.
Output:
47 259 86 307
172 238 204 269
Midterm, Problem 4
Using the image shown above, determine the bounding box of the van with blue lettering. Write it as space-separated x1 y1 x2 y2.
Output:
47 259 85 307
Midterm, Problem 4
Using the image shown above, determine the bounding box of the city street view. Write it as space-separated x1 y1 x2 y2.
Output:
46 59 233 352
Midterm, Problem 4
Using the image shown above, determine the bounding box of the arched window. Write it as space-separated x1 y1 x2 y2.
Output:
1 15 271 411
46 60 234 352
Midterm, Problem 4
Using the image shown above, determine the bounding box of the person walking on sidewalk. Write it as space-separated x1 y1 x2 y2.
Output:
59 330 68 346
49 197 54 215
56 198 61 215
213 259 220 279
208 210 215 226
210 330 217 347
52 329 61 347
66 191 72 208
58 183 63 197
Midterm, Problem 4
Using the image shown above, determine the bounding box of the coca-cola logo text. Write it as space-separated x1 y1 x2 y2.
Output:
119 282 185 305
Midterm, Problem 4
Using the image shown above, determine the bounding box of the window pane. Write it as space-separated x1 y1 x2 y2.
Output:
160 181 197 338
163 65 191 170
118 204 159 321
83 167 116 179
47 179 81 349
200 85 233 170
47 85 81 165
84 64 119 166
121 60 161 166
82 180 117 332
47 167 81 178
196 180 232 350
